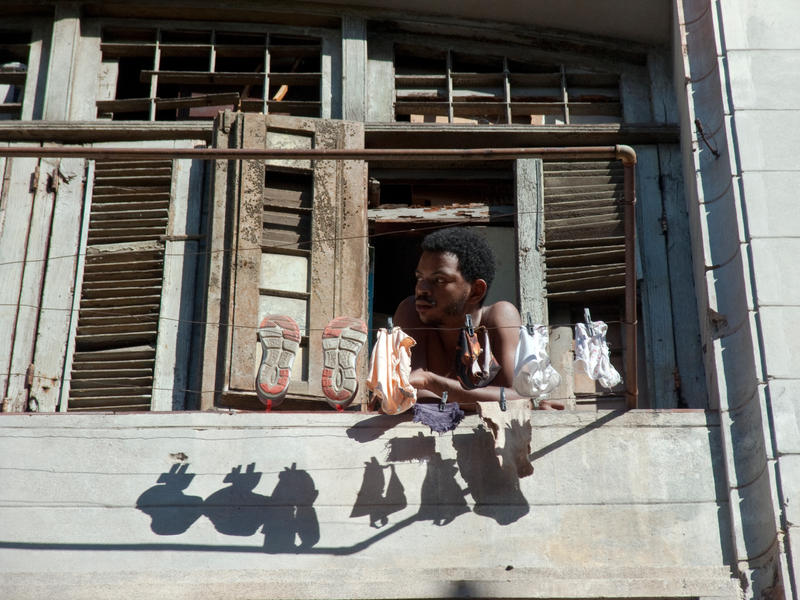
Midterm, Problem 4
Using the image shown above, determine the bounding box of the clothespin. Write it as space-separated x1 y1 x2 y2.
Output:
499 387 507 412
583 307 595 336
439 390 448 412
465 314 474 337
526 312 535 336
387 316 393 330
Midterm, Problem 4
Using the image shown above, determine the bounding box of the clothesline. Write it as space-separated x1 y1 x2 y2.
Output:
7 370 628 402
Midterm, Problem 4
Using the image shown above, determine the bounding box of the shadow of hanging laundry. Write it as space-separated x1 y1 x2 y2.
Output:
350 457 407 528
453 427 529 525
136 463 204 535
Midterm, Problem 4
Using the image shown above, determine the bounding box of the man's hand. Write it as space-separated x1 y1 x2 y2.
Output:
408 367 429 391
409 368 444 401
537 399 565 410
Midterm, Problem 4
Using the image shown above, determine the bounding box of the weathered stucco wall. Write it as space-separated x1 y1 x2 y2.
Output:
0 411 739 599
674 0 800 596
717 3 800 596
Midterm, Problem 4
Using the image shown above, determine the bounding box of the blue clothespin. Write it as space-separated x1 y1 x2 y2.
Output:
526 312 535 336
465 314 474 336
439 390 448 412
500 387 507 412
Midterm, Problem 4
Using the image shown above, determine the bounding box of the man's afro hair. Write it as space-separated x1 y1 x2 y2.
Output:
421 227 496 289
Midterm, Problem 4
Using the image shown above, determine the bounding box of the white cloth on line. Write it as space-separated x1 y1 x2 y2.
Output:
574 320 622 390
366 326 417 415
512 325 561 398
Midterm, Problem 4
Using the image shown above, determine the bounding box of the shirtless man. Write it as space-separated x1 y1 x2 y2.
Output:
393 227 563 411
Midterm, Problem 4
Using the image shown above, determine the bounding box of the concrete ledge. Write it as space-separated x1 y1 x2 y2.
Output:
0 409 734 599
1 566 742 600
0 408 717 429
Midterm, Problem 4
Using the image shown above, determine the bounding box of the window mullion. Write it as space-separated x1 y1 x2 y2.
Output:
560 64 569 125
209 29 217 73
503 56 511 124
263 33 270 114
446 49 453 123
149 30 161 121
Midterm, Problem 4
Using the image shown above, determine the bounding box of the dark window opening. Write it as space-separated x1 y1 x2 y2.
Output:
368 160 632 410
394 44 621 125
0 29 31 120
97 27 322 121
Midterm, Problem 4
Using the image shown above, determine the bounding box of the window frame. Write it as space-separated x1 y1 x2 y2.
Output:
200 111 369 410
80 17 342 123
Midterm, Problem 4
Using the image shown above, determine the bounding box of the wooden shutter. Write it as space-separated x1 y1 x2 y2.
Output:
211 112 368 406
68 159 172 411
540 159 629 409
543 160 626 302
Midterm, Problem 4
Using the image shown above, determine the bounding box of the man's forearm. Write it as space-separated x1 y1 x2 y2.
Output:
417 370 522 410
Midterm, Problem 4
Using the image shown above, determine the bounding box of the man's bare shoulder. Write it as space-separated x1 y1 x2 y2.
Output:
394 295 423 328
482 300 522 327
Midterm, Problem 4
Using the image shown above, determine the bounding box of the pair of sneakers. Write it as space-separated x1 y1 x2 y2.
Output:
256 314 368 411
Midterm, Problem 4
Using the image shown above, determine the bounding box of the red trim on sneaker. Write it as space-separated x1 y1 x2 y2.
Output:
256 315 300 408
321 316 368 410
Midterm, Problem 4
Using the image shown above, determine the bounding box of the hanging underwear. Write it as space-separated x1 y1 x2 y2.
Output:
477 398 534 478
512 325 561 398
413 402 465 434
455 325 500 390
365 326 417 415
574 320 622 390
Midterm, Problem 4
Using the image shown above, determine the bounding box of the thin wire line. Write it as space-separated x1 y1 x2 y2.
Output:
0 302 626 334
7 371 626 403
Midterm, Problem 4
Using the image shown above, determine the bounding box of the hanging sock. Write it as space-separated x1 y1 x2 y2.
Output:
455 324 500 390
512 325 561 398
366 326 417 415
322 316 369 410
574 320 622 390
477 397 534 478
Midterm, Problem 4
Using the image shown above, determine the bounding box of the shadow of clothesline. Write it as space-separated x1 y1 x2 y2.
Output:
0 513 421 556
529 409 625 461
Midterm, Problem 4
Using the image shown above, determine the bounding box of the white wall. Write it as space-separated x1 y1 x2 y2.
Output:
718 1 800 596
674 0 800 596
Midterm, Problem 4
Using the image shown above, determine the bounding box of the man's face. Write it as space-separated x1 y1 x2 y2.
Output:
414 251 472 326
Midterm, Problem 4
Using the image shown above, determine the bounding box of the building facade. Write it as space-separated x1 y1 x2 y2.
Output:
0 1 798 598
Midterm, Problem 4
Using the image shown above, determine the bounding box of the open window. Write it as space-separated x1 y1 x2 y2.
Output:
368 156 633 410
0 28 33 120
96 25 327 121
393 43 622 125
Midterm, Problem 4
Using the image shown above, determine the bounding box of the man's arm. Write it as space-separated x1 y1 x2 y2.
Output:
393 299 522 410
393 298 563 411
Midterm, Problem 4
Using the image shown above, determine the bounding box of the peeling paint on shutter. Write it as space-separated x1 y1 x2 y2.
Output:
544 160 626 301
68 159 172 411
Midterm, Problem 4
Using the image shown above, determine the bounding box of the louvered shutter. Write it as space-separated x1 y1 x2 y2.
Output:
543 160 625 302
68 159 172 411
541 159 630 408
